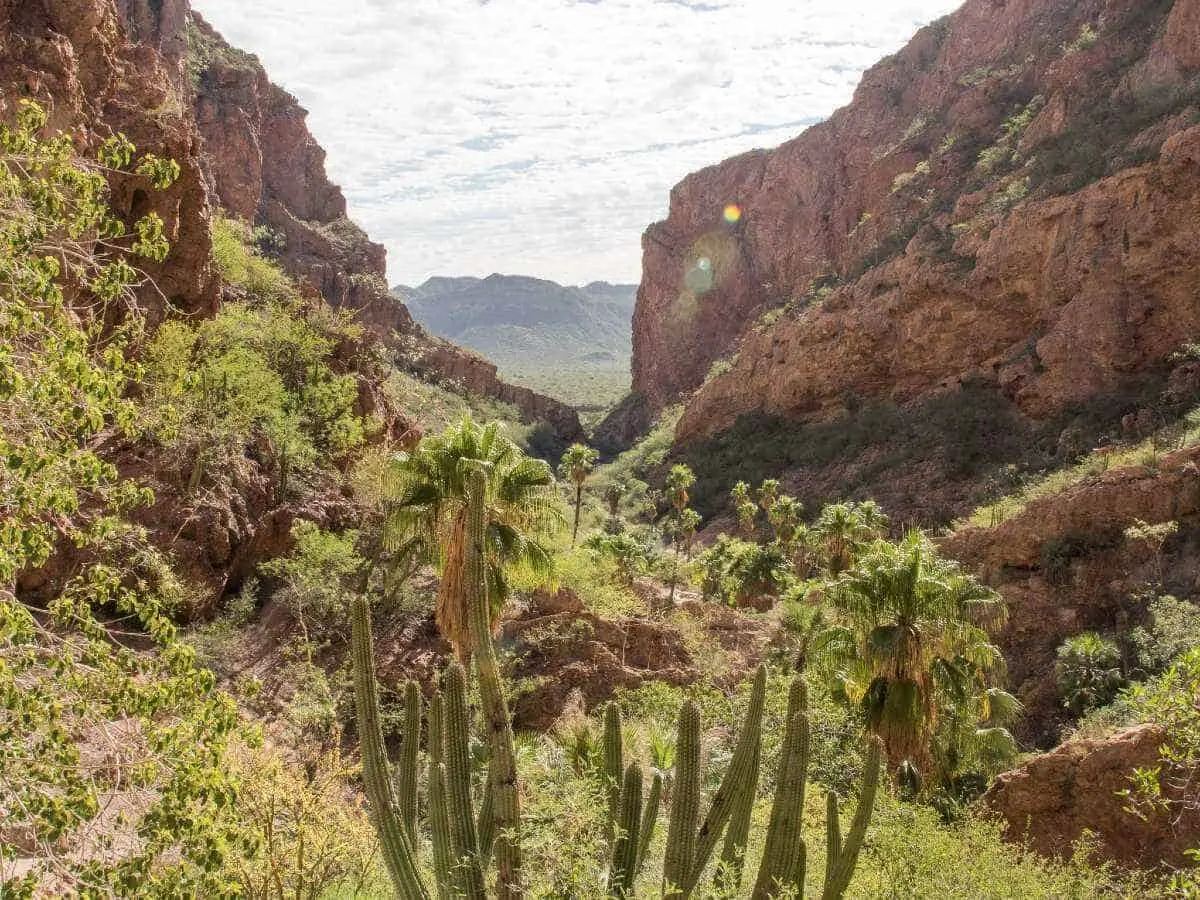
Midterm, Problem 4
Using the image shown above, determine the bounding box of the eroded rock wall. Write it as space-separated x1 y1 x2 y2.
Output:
612 0 1200 456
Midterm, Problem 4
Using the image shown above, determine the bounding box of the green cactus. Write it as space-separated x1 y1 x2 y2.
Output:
649 666 881 900
398 680 421 838
820 736 882 900
636 770 663 877
662 698 700 899
465 466 523 898
684 664 767 894
608 762 644 897
751 679 810 899
603 703 624 843
600 703 664 896
428 760 456 900
442 661 487 898
349 596 430 899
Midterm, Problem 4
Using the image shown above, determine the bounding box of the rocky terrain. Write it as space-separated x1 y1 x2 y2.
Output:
602 0 1200 521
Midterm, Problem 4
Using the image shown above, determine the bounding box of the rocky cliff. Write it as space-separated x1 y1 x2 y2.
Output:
1 0 217 317
609 0 1200 516
186 15 583 441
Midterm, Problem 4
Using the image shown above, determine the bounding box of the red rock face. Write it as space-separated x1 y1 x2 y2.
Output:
942 443 1200 745
0 0 218 318
982 724 1200 868
614 0 1200 452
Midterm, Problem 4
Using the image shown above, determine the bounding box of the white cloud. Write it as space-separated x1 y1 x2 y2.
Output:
194 0 963 285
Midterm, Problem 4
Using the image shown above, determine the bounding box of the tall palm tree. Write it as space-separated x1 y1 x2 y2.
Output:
559 442 599 546
816 529 1008 773
382 416 563 660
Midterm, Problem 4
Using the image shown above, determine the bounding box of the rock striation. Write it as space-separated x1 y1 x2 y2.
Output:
609 0 1200 470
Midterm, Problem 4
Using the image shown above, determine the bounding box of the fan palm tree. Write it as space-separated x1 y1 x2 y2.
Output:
381 416 563 660
559 442 599 546
811 501 888 575
816 529 1008 773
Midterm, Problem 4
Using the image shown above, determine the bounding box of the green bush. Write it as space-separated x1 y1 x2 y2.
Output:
260 521 364 647
1056 632 1125 715
145 297 367 487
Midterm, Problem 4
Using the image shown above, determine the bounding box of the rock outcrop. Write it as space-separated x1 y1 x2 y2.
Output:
943 443 1200 745
609 0 1200 475
0 0 217 318
982 724 1200 868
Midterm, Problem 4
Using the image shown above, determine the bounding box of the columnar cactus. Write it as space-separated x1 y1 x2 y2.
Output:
608 762 644 896
398 679 421 838
465 466 524 899
349 596 430 899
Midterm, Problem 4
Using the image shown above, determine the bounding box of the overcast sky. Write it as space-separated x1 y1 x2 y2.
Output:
195 0 962 287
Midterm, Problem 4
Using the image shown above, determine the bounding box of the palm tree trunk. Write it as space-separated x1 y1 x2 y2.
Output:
572 483 583 546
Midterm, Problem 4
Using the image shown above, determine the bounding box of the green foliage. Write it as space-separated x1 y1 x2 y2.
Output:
816 530 1011 779
1056 632 1125 715
226 743 387 898
698 536 793 607
560 443 600 545
380 416 562 658
0 101 250 896
145 289 367 489
260 522 364 647
583 531 656 588
1129 593 1200 676
853 798 1132 898
1121 648 1200 829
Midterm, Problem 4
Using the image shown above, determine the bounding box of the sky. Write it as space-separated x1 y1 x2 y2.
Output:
195 0 963 287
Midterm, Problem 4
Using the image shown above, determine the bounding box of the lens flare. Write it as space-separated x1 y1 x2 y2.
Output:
723 204 742 224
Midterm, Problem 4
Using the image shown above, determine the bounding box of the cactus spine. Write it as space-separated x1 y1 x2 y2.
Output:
349 596 430 899
465 466 523 898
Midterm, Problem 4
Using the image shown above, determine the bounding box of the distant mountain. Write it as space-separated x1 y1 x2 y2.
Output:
392 274 636 373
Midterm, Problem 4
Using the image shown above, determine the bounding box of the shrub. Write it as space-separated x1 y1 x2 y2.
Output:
260 522 364 648
1056 632 1125 714
144 298 367 489
1130 593 1200 676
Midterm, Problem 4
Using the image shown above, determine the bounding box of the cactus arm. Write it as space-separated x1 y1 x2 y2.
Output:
685 665 767 894
466 466 523 899
823 791 841 893
604 703 625 844
752 678 811 899
635 771 663 877
477 760 496 871
443 661 487 898
350 597 431 899
608 763 644 897
428 761 456 900
717 735 760 894
662 700 701 899
821 736 882 900
398 680 422 839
